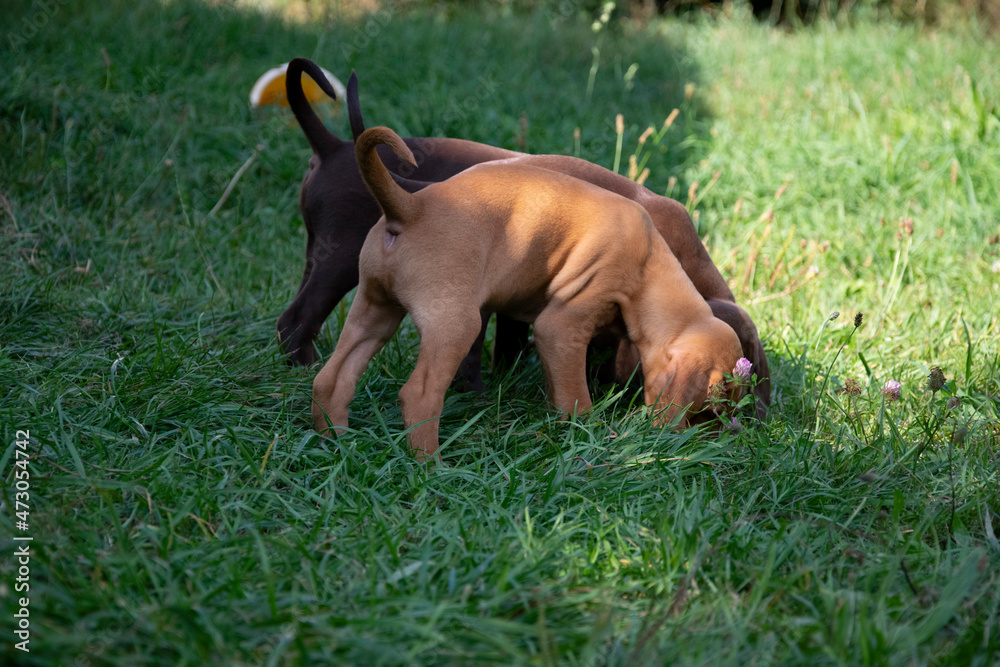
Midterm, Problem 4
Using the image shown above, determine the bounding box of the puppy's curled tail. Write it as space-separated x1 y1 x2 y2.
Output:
286 58 342 158
355 127 419 222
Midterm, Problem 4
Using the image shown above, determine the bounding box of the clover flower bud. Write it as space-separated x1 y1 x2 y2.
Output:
733 357 752 382
882 380 902 401
841 378 862 396
927 366 946 392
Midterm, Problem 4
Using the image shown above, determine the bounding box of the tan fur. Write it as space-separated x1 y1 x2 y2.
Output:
312 127 744 460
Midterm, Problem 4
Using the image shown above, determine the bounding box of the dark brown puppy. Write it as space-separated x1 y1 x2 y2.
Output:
346 85 771 417
276 58 517 386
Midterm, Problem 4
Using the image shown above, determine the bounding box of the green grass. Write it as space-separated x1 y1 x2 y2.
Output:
1 0 999 664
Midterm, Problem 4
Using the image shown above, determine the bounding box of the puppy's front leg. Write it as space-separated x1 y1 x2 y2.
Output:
399 308 483 461
312 295 404 434
533 305 594 417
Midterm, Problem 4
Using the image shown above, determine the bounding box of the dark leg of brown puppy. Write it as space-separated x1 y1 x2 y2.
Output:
399 307 484 459
493 314 531 371
278 246 363 366
452 311 490 393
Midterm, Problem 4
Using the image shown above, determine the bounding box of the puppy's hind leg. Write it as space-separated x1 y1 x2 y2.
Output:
312 294 404 435
399 307 483 461
279 242 364 366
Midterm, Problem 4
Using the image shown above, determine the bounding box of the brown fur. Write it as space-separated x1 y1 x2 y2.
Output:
312 127 745 459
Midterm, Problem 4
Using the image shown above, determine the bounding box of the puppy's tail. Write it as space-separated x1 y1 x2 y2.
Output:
355 126 419 222
346 70 367 141
286 58 342 158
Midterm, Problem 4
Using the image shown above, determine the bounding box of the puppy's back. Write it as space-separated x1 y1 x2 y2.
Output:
405 163 659 316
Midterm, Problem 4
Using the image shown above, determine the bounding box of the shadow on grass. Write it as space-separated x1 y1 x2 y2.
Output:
0 0 713 227
0 0 716 390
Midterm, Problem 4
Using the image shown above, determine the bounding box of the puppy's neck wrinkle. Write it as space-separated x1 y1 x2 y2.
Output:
629 243 712 350
355 127 420 223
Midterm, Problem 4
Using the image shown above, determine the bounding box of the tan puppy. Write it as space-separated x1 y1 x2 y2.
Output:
344 77 770 415
312 127 744 459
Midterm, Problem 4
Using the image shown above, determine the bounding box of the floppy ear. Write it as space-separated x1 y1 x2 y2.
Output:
708 300 771 418
746 332 770 419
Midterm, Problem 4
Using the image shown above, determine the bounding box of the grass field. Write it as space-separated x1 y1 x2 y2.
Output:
1 0 999 664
